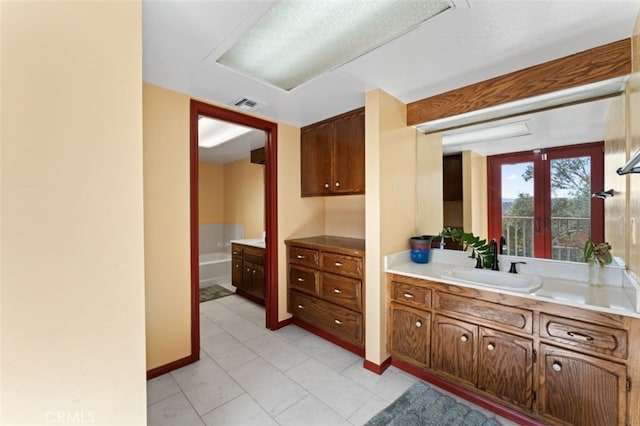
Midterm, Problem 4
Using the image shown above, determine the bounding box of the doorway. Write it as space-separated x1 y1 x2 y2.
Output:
189 100 279 360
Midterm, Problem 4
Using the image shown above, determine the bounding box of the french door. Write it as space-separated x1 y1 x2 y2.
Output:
488 142 604 261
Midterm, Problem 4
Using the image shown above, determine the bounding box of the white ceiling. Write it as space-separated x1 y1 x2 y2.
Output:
143 0 640 158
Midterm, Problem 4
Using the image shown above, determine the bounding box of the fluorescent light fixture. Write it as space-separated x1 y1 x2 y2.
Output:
417 76 627 133
217 0 451 91
442 121 531 146
198 116 253 148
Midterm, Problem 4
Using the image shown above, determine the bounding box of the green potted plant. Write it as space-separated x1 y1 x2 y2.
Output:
583 240 612 286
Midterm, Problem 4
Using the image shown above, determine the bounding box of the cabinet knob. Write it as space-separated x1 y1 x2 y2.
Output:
334 319 343 325
297 304 304 310
246 268 251 272
235 264 240 268
333 288 342 294
296 254 305 259
252 270 256 274
487 343 495 351
460 335 468 342
334 261 343 267
403 293 414 299
335 181 341 187
324 183 330 188
297 277 305 282
552 362 562 372
415 321 422 328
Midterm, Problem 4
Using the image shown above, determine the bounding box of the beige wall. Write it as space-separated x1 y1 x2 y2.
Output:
143 84 192 370
463 150 488 237
325 195 366 238
416 132 444 235
365 89 416 365
628 15 640 278
1 2 147 424
199 162 224 224
605 95 628 261
224 158 265 239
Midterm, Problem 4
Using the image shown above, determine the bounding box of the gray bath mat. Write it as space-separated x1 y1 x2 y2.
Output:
199 284 234 303
366 381 500 426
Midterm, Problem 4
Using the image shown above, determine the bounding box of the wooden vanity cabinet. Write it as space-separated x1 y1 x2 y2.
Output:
387 273 640 426
538 343 627 426
231 243 265 304
301 108 365 197
286 236 365 353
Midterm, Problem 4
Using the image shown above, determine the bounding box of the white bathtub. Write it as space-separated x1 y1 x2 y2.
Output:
199 252 231 289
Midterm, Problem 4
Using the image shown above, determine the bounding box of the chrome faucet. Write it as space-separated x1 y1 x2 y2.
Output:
489 238 500 271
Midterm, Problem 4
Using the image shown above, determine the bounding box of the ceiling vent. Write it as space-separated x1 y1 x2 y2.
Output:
231 97 265 111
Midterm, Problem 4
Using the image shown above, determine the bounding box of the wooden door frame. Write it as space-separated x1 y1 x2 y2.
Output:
189 100 279 360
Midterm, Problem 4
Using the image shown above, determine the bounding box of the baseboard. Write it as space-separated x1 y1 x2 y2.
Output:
147 352 199 380
363 357 392 375
391 358 544 426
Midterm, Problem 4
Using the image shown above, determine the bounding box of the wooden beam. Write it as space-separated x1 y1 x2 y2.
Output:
407 39 631 126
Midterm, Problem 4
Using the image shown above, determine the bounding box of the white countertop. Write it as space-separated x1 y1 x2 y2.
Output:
385 249 640 318
230 238 266 249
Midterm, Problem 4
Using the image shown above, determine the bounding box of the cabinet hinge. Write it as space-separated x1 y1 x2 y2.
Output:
532 349 537 363
627 377 632 392
532 390 537 402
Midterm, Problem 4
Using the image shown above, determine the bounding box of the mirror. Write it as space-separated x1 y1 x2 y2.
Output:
416 86 628 264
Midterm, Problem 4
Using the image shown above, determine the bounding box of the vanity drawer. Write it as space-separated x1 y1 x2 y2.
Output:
391 282 431 308
320 273 362 312
288 246 319 268
244 246 264 265
540 313 627 359
231 243 243 258
434 292 533 334
289 290 363 347
288 265 318 295
321 252 362 278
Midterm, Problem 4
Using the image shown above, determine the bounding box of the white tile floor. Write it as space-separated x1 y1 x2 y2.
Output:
147 293 520 425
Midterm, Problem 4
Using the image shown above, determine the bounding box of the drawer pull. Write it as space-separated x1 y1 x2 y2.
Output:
232 251 240 255
297 304 304 310
297 277 305 282
487 343 495 351
296 254 305 259
334 319 343 325
403 293 414 299
335 181 341 187
415 321 422 328
552 362 562 372
460 335 468 342
567 331 594 341
333 288 342 294
334 262 343 267
324 183 330 188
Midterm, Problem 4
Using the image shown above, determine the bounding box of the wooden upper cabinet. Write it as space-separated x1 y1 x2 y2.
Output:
301 108 365 197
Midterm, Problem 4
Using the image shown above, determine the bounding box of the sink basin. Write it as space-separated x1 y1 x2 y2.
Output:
441 268 543 293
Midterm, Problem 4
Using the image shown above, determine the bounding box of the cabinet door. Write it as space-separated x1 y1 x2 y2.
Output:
301 122 332 196
332 111 365 195
539 343 627 426
243 261 265 301
478 327 533 410
390 304 430 367
231 258 242 288
432 315 478 387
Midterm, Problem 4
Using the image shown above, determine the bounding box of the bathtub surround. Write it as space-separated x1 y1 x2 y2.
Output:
199 223 244 254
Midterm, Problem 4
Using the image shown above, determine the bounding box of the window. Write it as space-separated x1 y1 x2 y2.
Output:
488 142 604 261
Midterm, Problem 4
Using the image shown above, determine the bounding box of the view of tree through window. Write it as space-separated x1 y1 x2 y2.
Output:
489 143 603 261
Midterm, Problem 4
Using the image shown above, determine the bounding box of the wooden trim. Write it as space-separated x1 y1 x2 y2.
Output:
189 101 201 364
363 357 392 375
407 38 631 126
273 317 293 331
292 318 365 357
391 358 545 426
147 353 198 380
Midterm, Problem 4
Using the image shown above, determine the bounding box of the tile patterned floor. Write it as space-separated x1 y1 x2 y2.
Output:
147 293 520 425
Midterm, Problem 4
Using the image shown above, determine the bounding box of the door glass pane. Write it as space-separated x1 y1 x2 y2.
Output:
550 156 591 261
501 162 534 257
